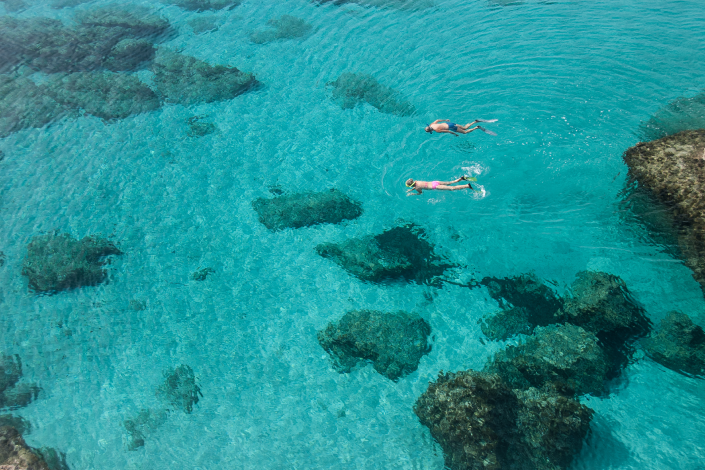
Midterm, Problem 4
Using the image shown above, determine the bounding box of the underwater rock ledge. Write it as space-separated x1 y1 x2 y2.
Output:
253 189 363 231
318 310 431 381
642 311 705 376
623 129 705 295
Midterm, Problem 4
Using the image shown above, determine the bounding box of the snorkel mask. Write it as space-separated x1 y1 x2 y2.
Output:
405 179 415 188
425 124 432 133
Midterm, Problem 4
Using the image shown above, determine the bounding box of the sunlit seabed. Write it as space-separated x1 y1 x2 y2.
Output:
1 0 705 468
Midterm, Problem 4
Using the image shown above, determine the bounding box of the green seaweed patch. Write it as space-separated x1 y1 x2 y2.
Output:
253 189 363 231
191 267 215 281
317 310 431 381
153 49 260 106
315 224 455 284
21 232 122 293
250 15 313 44
156 364 202 414
328 72 415 116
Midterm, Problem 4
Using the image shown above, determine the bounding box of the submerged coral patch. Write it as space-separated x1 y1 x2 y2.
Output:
44 72 160 120
152 49 259 106
642 311 705 376
639 91 705 141
328 72 415 116
317 310 431 381
315 224 455 284
253 189 363 231
414 369 592 470
21 232 122 293
156 365 202 414
250 15 313 44
161 0 240 11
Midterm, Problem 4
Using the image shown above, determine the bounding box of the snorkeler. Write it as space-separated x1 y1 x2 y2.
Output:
425 119 497 137
406 176 475 195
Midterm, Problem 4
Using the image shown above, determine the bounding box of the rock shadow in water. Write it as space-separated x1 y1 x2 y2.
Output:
414 369 592 470
318 310 432 381
250 15 313 44
21 232 122 294
315 224 455 285
639 91 705 141
328 72 415 116
253 189 363 231
152 49 260 106
642 311 705 377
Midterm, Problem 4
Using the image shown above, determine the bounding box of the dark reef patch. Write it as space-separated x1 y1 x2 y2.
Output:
328 72 415 116
642 311 705 376
188 15 221 34
44 72 160 120
75 6 170 39
156 364 202 414
124 408 168 451
161 0 240 11
250 15 313 44
152 49 259 106
639 91 705 141
485 324 611 396
414 369 592 470
318 310 431 381
315 224 455 284
21 232 122 293
0 75 71 138
0 353 40 411
253 189 363 231
191 267 215 281
1 0 26 12
0 415 31 435
623 130 705 297
186 115 218 137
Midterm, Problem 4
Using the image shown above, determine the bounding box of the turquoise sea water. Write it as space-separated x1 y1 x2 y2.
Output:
1 0 705 468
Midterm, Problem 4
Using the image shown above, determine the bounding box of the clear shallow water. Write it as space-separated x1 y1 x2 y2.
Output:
1 0 705 468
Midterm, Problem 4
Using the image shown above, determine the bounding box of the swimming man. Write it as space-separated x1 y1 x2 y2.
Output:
406 176 473 195
425 119 479 136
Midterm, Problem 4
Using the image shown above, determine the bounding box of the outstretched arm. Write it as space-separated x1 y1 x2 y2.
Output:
436 129 458 137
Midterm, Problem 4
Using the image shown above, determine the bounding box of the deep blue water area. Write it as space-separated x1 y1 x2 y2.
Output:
1 0 705 468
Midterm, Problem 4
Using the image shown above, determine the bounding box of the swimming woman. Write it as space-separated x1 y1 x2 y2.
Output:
425 119 497 137
406 176 473 196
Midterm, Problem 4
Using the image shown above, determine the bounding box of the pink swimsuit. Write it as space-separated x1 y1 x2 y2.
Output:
431 181 440 189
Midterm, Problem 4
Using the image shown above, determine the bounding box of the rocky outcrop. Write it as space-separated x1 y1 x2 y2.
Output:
485 324 610 396
328 72 415 116
0 354 40 410
0 75 71 138
44 72 160 120
315 224 455 284
152 49 259 106
74 6 170 38
414 370 592 470
318 310 431 381
161 0 240 11
639 91 705 141
642 311 705 376
125 364 201 450
250 15 313 44
476 273 563 340
0 426 51 470
623 130 705 294
0 415 31 435
253 189 363 231
21 233 122 294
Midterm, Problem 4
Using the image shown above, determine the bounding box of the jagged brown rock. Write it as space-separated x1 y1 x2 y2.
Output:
0 426 51 470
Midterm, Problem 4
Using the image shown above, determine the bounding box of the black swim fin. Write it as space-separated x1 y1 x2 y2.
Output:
478 126 497 136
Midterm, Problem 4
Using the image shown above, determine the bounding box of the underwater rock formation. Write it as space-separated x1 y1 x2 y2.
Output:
642 311 705 376
188 15 221 34
50 0 93 8
486 324 610 396
0 354 41 410
315 224 455 284
250 15 313 44
414 370 592 470
317 310 431 381
0 415 31 435
191 267 215 281
35 447 70 470
0 75 71 138
21 232 122 293
1 0 26 12
623 130 705 294
162 0 240 11
152 49 259 106
156 365 202 413
253 189 363 231
44 72 160 120
0 426 51 470
0 8 168 74
186 115 217 137
639 91 705 141
476 273 564 340
124 408 168 451
328 72 415 116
